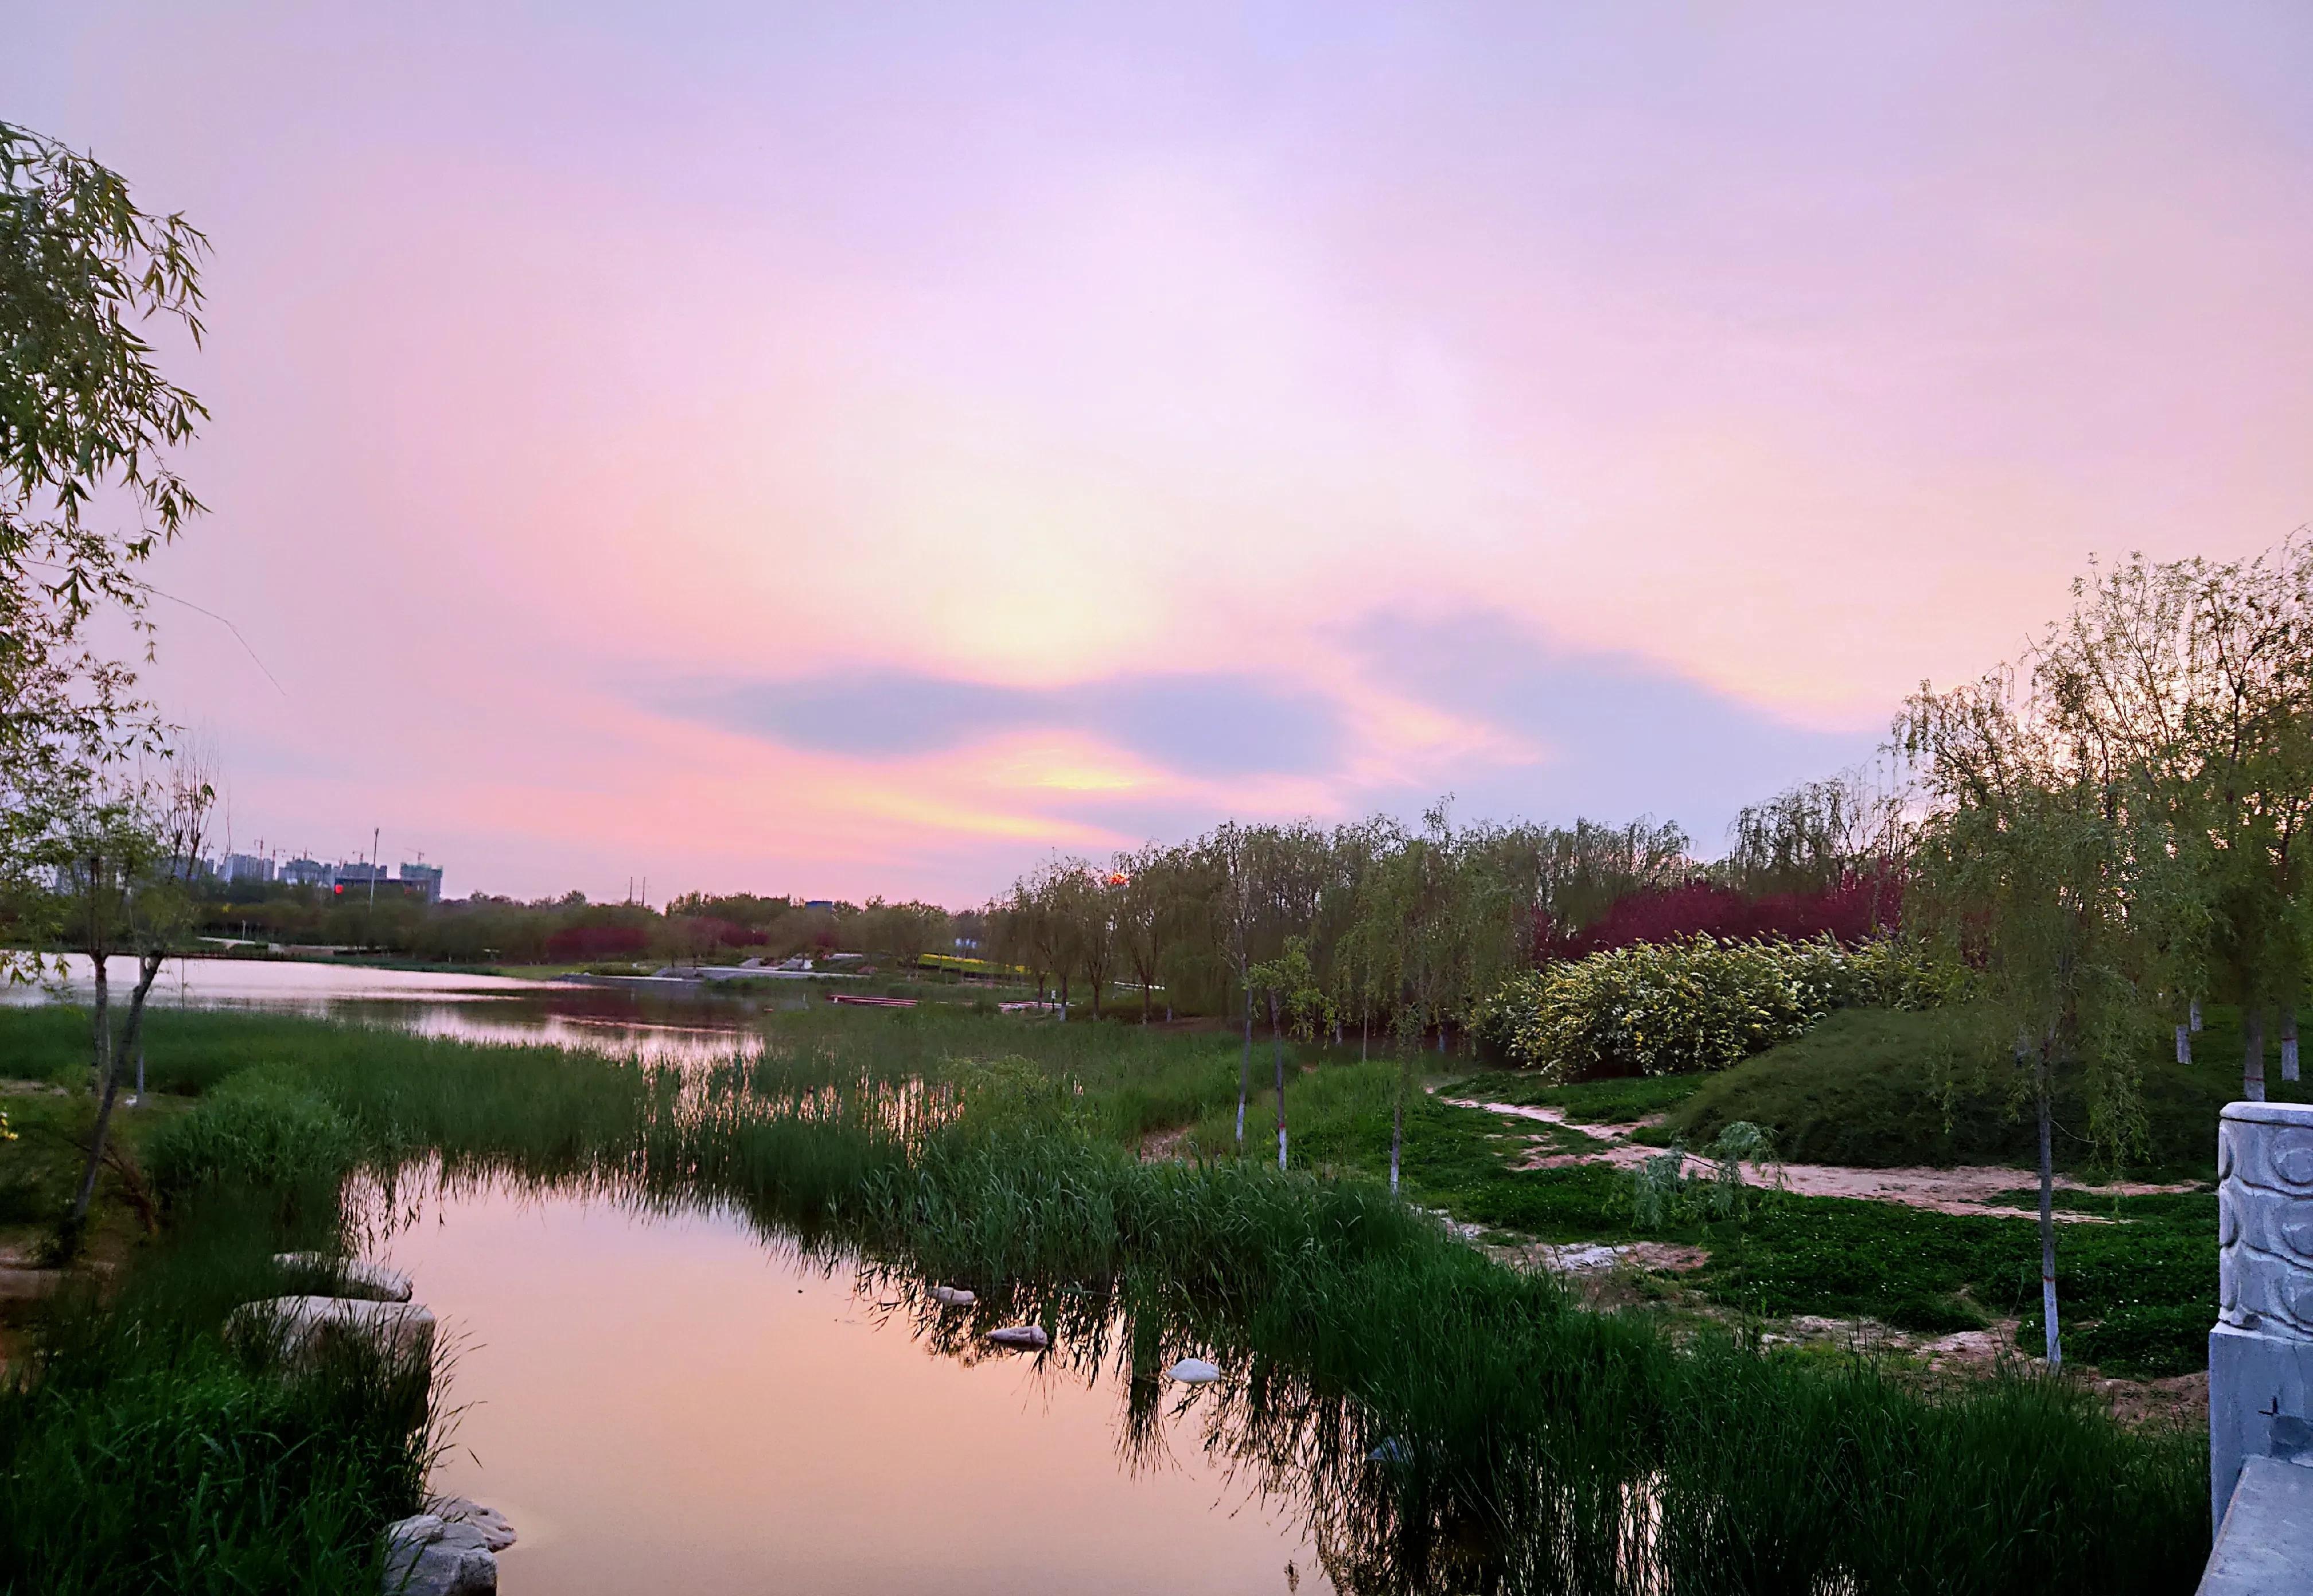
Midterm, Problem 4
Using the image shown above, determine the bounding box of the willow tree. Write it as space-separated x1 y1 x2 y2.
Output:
1355 803 1494 1192
1111 843 1179 1023
1901 667 2187 1365
1248 936 1323 1170
2 124 208 964
1208 822 1261 1146
2034 543 2313 1099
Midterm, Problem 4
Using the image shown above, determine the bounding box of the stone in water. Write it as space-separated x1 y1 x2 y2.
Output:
229 1295 435 1371
275 1252 414 1303
1167 1357 1220 1384
383 1514 496 1594
425 1495 517 1551
987 1325 1048 1350
929 1285 976 1307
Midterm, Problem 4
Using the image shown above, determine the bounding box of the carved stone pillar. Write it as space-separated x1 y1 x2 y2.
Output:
2211 1100 2313 1528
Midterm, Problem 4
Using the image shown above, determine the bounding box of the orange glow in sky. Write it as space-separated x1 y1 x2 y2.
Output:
10 4 2310 902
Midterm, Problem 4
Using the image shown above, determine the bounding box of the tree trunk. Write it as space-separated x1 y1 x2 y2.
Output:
2037 1059 2061 1368
2245 1004 2267 1102
1236 970 1251 1147
1271 992 1287 1171
1389 1066 1404 1194
71 953 165 1233
1361 1013 1368 1062
2283 1004 2299 1084
2176 1020 2191 1066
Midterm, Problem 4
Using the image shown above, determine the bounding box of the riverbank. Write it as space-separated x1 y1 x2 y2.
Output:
1 1006 2210 1594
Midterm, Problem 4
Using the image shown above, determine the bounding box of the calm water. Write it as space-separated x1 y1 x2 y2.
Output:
7 956 774 1064
371 1178 1330 1594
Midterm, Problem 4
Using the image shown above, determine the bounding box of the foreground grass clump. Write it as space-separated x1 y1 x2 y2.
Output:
0 1192 434 1595
0 1006 2215 1594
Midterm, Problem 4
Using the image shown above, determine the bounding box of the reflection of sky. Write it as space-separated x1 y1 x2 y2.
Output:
11 959 767 1066
9 5 2310 901
383 1180 1326 1593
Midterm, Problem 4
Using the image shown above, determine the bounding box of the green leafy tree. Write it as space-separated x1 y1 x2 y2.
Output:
2 124 208 970
1247 936 1322 1171
1901 665 2189 1366
29 765 213 1249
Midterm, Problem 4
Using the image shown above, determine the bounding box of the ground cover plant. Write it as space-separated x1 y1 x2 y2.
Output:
0 1005 2218 1593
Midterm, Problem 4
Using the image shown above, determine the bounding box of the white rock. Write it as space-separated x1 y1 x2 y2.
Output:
425 1496 517 1552
929 1285 976 1307
275 1252 414 1303
230 1295 436 1371
384 1514 497 1594
986 1325 1048 1350
1540 1243 1627 1275
1166 1357 1221 1384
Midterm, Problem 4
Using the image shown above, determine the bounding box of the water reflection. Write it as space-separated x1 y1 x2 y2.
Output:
351 1168 1331 1595
345 1162 1625 1596
7 955 778 1065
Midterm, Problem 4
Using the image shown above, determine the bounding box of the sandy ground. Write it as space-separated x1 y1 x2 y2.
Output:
1441 1098 2201 1217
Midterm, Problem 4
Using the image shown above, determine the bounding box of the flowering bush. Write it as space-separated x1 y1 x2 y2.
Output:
1531 871 1905 960
1476 934 1954 1081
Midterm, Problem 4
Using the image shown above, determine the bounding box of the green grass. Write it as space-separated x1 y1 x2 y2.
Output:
1443 1069 1705 1122
0 1005 2219 1595
0 1189 437 1595
1667 1004 2310 1177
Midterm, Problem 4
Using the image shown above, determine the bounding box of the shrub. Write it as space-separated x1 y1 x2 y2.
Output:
1479 935 1953 1081
1536 871 1905 957
1626 1121 1781 1229
146 1068 359 1196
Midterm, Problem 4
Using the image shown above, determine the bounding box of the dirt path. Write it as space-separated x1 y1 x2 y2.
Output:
1441 1097 2201 1219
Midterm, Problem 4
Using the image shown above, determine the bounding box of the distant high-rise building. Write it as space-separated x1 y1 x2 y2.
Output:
223 853 275 885
281 857 334 889
398 861 443 904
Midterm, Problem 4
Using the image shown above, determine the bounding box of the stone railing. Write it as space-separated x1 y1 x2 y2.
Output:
2202 1100 2313 1593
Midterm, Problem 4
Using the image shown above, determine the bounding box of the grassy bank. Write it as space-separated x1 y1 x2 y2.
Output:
0 1184 437 1595
1 1005 2213 1594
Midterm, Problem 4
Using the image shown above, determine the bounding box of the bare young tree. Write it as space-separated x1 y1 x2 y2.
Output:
34 763 213 1249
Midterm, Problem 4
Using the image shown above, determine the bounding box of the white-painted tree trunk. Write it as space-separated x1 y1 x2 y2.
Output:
1272 993 1287 1171
2037 1072 2061 1367
2245 1005 2267 1103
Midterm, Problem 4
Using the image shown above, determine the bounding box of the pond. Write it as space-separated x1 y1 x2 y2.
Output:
367 1175 1331 1594
5 956 778 1065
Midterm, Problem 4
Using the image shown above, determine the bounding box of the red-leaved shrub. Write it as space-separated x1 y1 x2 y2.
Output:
1535 870 1903 962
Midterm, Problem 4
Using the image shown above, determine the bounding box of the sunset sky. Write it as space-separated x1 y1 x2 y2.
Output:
9 3 2310 905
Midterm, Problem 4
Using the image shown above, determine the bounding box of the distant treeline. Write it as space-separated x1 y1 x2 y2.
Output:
176 886 965 969
979 788 1901 1032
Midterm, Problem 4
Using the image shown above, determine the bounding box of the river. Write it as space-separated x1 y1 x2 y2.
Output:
3 955 776 1065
